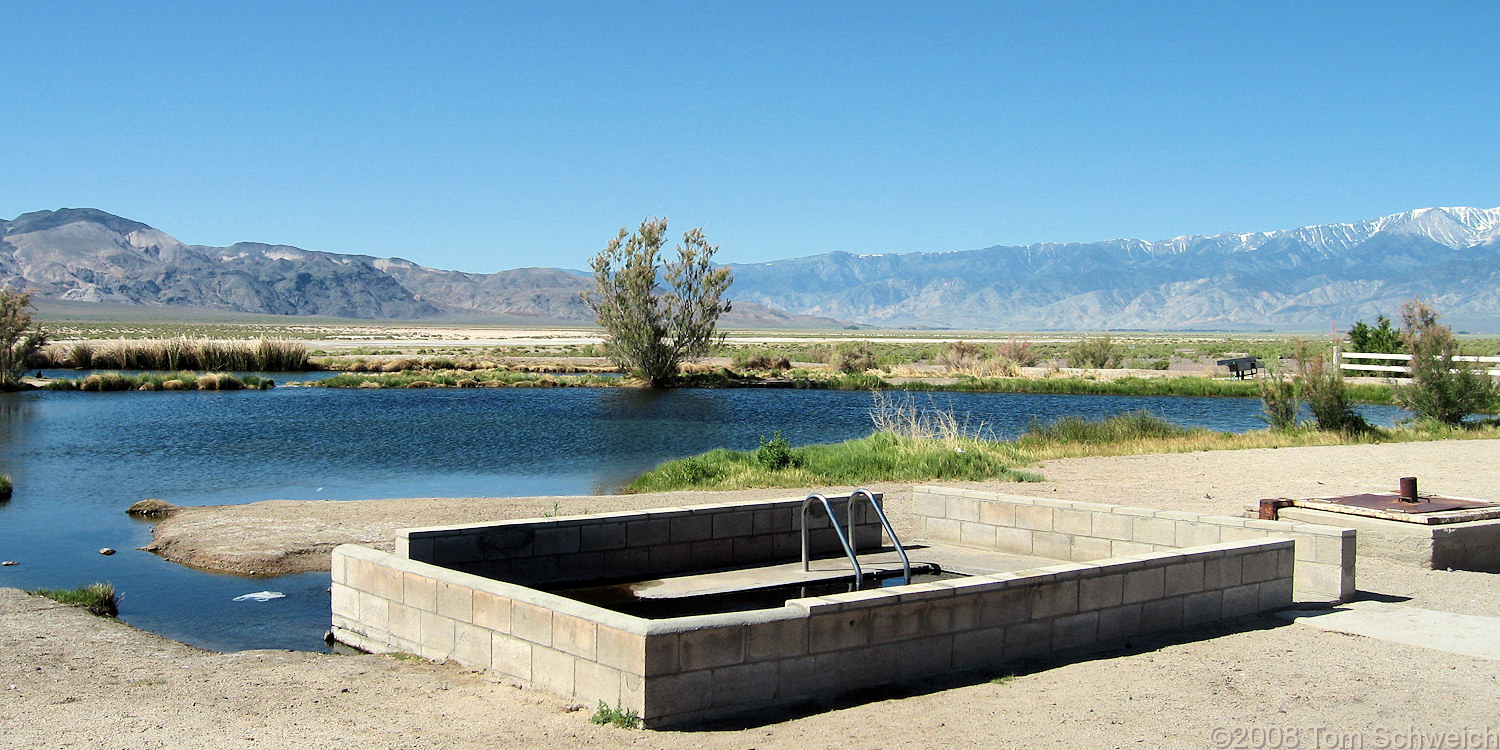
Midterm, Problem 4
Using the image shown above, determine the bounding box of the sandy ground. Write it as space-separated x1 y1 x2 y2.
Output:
7 441 1500 749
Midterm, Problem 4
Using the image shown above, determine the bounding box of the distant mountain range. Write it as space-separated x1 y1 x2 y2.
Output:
4 205 1499 330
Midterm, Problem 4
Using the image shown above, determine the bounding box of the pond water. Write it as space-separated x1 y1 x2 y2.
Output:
0 385 1403 652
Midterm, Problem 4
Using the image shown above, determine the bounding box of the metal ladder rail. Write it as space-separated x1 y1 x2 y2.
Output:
800 493 864 588
848 488 911 586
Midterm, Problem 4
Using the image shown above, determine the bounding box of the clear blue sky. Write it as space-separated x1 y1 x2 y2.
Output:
4 2 1497 272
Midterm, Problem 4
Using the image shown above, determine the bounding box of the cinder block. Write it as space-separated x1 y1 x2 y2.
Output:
1220 526 1266 543
669 514 714 543
533 526 581 556
1004 620 1052 659
925 517 962 543
1241 550 1278 584
679 625 745 670
1140 597 1182 632
389 602 421 643
993 526 1034 555
471 590 511 633
838 643 899 686
712 511 754 539
511 600 553 646
580 522 627 552
1297 562 1345 600
1258 578 1293 611
1096 603 1143 640
454 622 493 668
1030 580 1079 619
1222 584 1260 618
1071 535 1113 562
1079 574 1124 611
870 601 926 644
753 507 794 534
809 610 871 653
404 573 438 612
437 581 473 622
1032 531 1073 560
576 660 624 706
1163 561 1205 597
897 633 955 678
953 627 1005 669
1054 509 1094 536
1313 534 1346 565
372 564 404 601
644 632 680 676
1015 505 1054 531
912 491 946 520
1091 513 1135 542
978 501 1016 528
947 496 981 522
1052 612 1099 650
1133 517 1177 546
419 610 456 654
626 518 671 547
733 534 775 562
492 634 534 682
359 591 390 633
1182 591 1222 625
1111 540 1159 557
978 588 1032 628
331 583 359 619
432 534 481 565
1176 522 1222 548
595 626 645 673
710 661 778 706
746 617 808 661
961 521 998 549
776 653 841 700
531 645 576 695
553 614 598 660
1122 567 1166 604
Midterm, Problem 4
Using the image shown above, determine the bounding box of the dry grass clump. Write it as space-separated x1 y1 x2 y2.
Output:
43 337 308 372
126 498 178 518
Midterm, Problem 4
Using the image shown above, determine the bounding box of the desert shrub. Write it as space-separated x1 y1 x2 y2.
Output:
0 473 11 500
831 342 879 374
1394 300 1498 424
1067 336 1123 369
1258 365 1299 430
732 350 792 371
80 373 130 391
1019 410 1191 445
1294 340 1370 433
935 341 986 372
589 700 641 729
755 431 798 470
996 337 1040 367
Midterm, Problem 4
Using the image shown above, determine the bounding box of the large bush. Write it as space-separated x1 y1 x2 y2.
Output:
1 289 47 388
1394 300 1498 425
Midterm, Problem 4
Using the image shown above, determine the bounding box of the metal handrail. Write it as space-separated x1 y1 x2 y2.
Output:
801 493 863 588
849 487 911 586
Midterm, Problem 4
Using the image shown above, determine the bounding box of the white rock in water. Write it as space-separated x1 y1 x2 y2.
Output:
233 591 286 602
99 548 115 556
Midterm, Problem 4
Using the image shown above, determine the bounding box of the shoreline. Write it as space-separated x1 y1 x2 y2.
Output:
10 438 1500 748
142 440 1498 578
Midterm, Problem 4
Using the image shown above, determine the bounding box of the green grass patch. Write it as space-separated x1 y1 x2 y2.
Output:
29 582 118 617
42 372 271 391
625 411 1500 492
308 370 619 388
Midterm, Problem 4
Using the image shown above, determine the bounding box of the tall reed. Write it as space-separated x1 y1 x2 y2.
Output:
42 338 309 372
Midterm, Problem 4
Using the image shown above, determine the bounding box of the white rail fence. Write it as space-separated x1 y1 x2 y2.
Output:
1337 350 1500 378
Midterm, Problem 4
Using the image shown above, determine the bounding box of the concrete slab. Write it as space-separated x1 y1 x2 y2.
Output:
1276 600 1500 660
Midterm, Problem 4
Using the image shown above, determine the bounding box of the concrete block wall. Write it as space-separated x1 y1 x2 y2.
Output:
912 487 1355 601
1279 507 1500 571
332 543 657 713
631 537 1293 726
333 535 1292 728
399 495 885 586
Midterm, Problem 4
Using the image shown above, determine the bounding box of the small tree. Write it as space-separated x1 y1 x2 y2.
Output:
1 288 48 389
1395 300 1497 425
1347 314 1403 354
1257 363 1299 430
581 218 733 387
